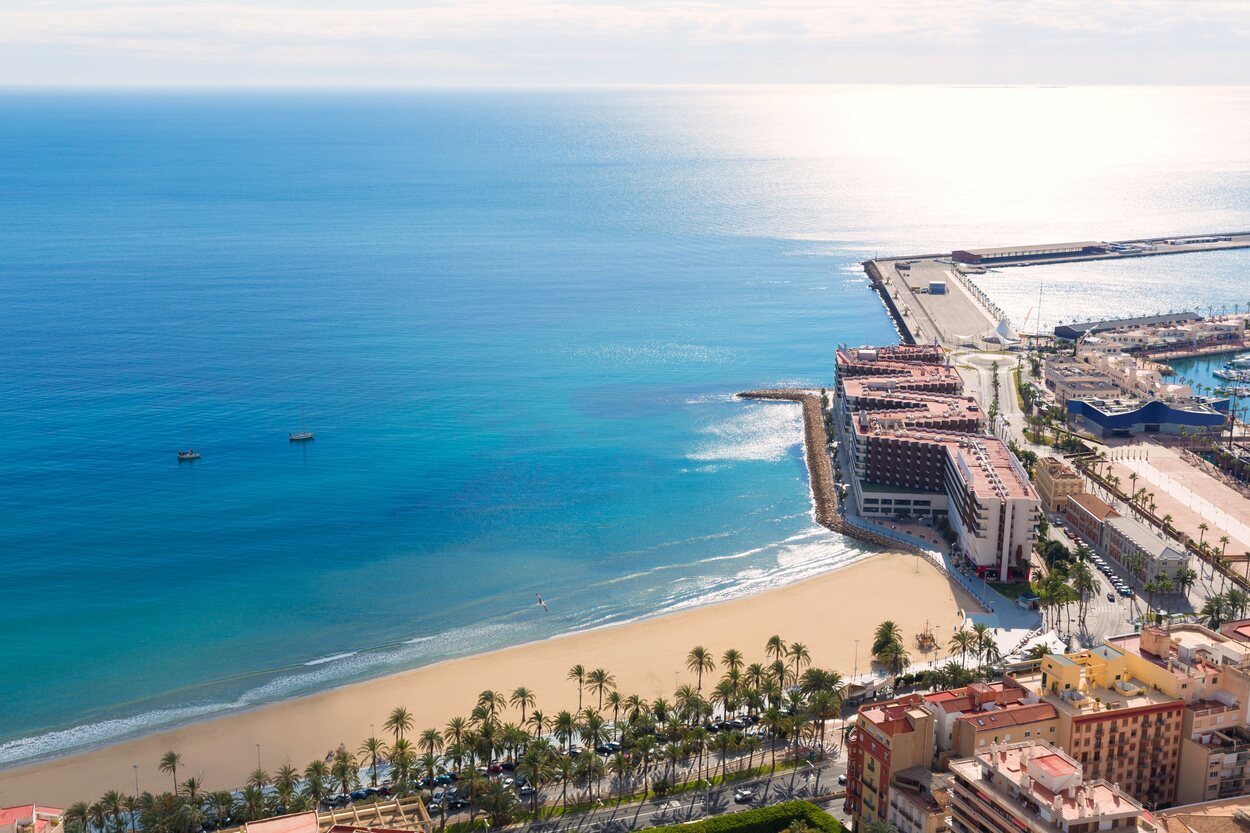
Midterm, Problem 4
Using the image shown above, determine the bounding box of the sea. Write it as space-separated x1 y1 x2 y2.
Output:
4 86 1250 768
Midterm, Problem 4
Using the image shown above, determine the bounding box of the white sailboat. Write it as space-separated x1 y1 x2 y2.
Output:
289 405 315 442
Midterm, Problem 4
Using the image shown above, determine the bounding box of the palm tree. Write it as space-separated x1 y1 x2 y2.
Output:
877 641 911 678
553 710 577 754
238 786 267 822
389 738 415 789
948 630 975 668
64 804 89 833
87 802 108 833
158 752 182 793
417 726 443 758
359 736 387 786
303 759 330 805
101 790 125 833
587 668 616 712
516 739 558 814
1175 566 1198 597
510 686 536 724
634 735 656 798
567 664 587 711
526 709 549 741
787 642 812 683
331 749 357 795
178 776 204 802
1228 588 1250 619
605 690 624 739
872 621 903 656
1203 594 1229 627
686 646 715 692
274 764 301 806
721 648 745 676
1199 522 1210 548
384 706 414 743
207 792 235 828
765 635 787 665
246 767 270 790
443 715 468 750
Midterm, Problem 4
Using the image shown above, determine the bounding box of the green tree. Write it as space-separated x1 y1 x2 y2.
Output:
787 642 812 683
686 646 715 692
157 752 182 794
384 706 414 743
509 687 536 724
567 664 587 712
587 668 616 712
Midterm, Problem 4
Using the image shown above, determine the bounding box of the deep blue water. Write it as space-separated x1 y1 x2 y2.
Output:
4 86 1250 766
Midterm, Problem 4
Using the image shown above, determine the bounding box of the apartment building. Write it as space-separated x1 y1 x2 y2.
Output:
888 767 951 833
1103 516 1191 584
1036 459 1085 513
0 809 64 833
1044 359 1123 406
1108 626 1250 806
1063 493 1119 548
949 742 1151 833
1008 645 1185 808
845 694 937 830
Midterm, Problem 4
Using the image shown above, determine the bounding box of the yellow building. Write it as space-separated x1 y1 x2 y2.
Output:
1009 643 1185 808
1035 458 1085 513
1108 626 1250 806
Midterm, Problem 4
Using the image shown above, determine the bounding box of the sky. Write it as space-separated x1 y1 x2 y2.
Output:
1 0 1250 87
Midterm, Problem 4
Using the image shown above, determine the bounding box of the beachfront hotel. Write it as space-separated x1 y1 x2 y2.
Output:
833 346 1041 581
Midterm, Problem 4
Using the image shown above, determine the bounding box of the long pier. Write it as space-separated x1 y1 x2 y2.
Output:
864 232 1250 349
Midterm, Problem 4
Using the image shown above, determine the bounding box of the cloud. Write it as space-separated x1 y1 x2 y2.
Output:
1 0 1248 85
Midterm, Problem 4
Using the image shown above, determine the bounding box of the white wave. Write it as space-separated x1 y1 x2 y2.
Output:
683 392 738 405
304 652 358 666
687 402 802 462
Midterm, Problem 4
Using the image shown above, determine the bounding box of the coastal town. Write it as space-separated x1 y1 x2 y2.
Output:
11 236 1250 833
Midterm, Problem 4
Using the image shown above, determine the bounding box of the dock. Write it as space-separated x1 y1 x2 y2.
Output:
864 232 1250 350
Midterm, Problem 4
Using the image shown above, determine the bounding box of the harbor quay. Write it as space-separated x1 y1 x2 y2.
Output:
864 232 1250 351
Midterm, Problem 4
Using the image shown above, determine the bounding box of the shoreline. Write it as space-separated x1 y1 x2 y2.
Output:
0 551 976 807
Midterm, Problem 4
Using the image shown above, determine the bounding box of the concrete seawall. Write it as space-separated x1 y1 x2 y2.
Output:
863 260 917 345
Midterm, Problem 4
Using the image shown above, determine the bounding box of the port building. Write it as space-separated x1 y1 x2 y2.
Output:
1067 398 1228 439
1054 313 1203 343
952 242 1108 265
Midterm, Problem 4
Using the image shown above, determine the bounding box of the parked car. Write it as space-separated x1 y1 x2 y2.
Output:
1119 587 1134 597
837 773 848 785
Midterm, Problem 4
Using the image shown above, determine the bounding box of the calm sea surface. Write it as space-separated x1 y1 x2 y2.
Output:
4 87 1250 765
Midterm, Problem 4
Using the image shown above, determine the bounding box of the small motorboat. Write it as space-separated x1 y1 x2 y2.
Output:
177 449 201 461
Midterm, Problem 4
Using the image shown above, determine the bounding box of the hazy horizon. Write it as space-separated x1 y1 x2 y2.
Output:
4 1 1250 87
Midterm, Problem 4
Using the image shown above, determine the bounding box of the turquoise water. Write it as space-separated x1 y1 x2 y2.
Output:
5 86 1250 766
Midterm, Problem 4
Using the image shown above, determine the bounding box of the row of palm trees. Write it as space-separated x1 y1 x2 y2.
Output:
64 636 846 833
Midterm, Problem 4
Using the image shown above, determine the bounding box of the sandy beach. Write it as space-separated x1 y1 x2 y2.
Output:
1 552 973 807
